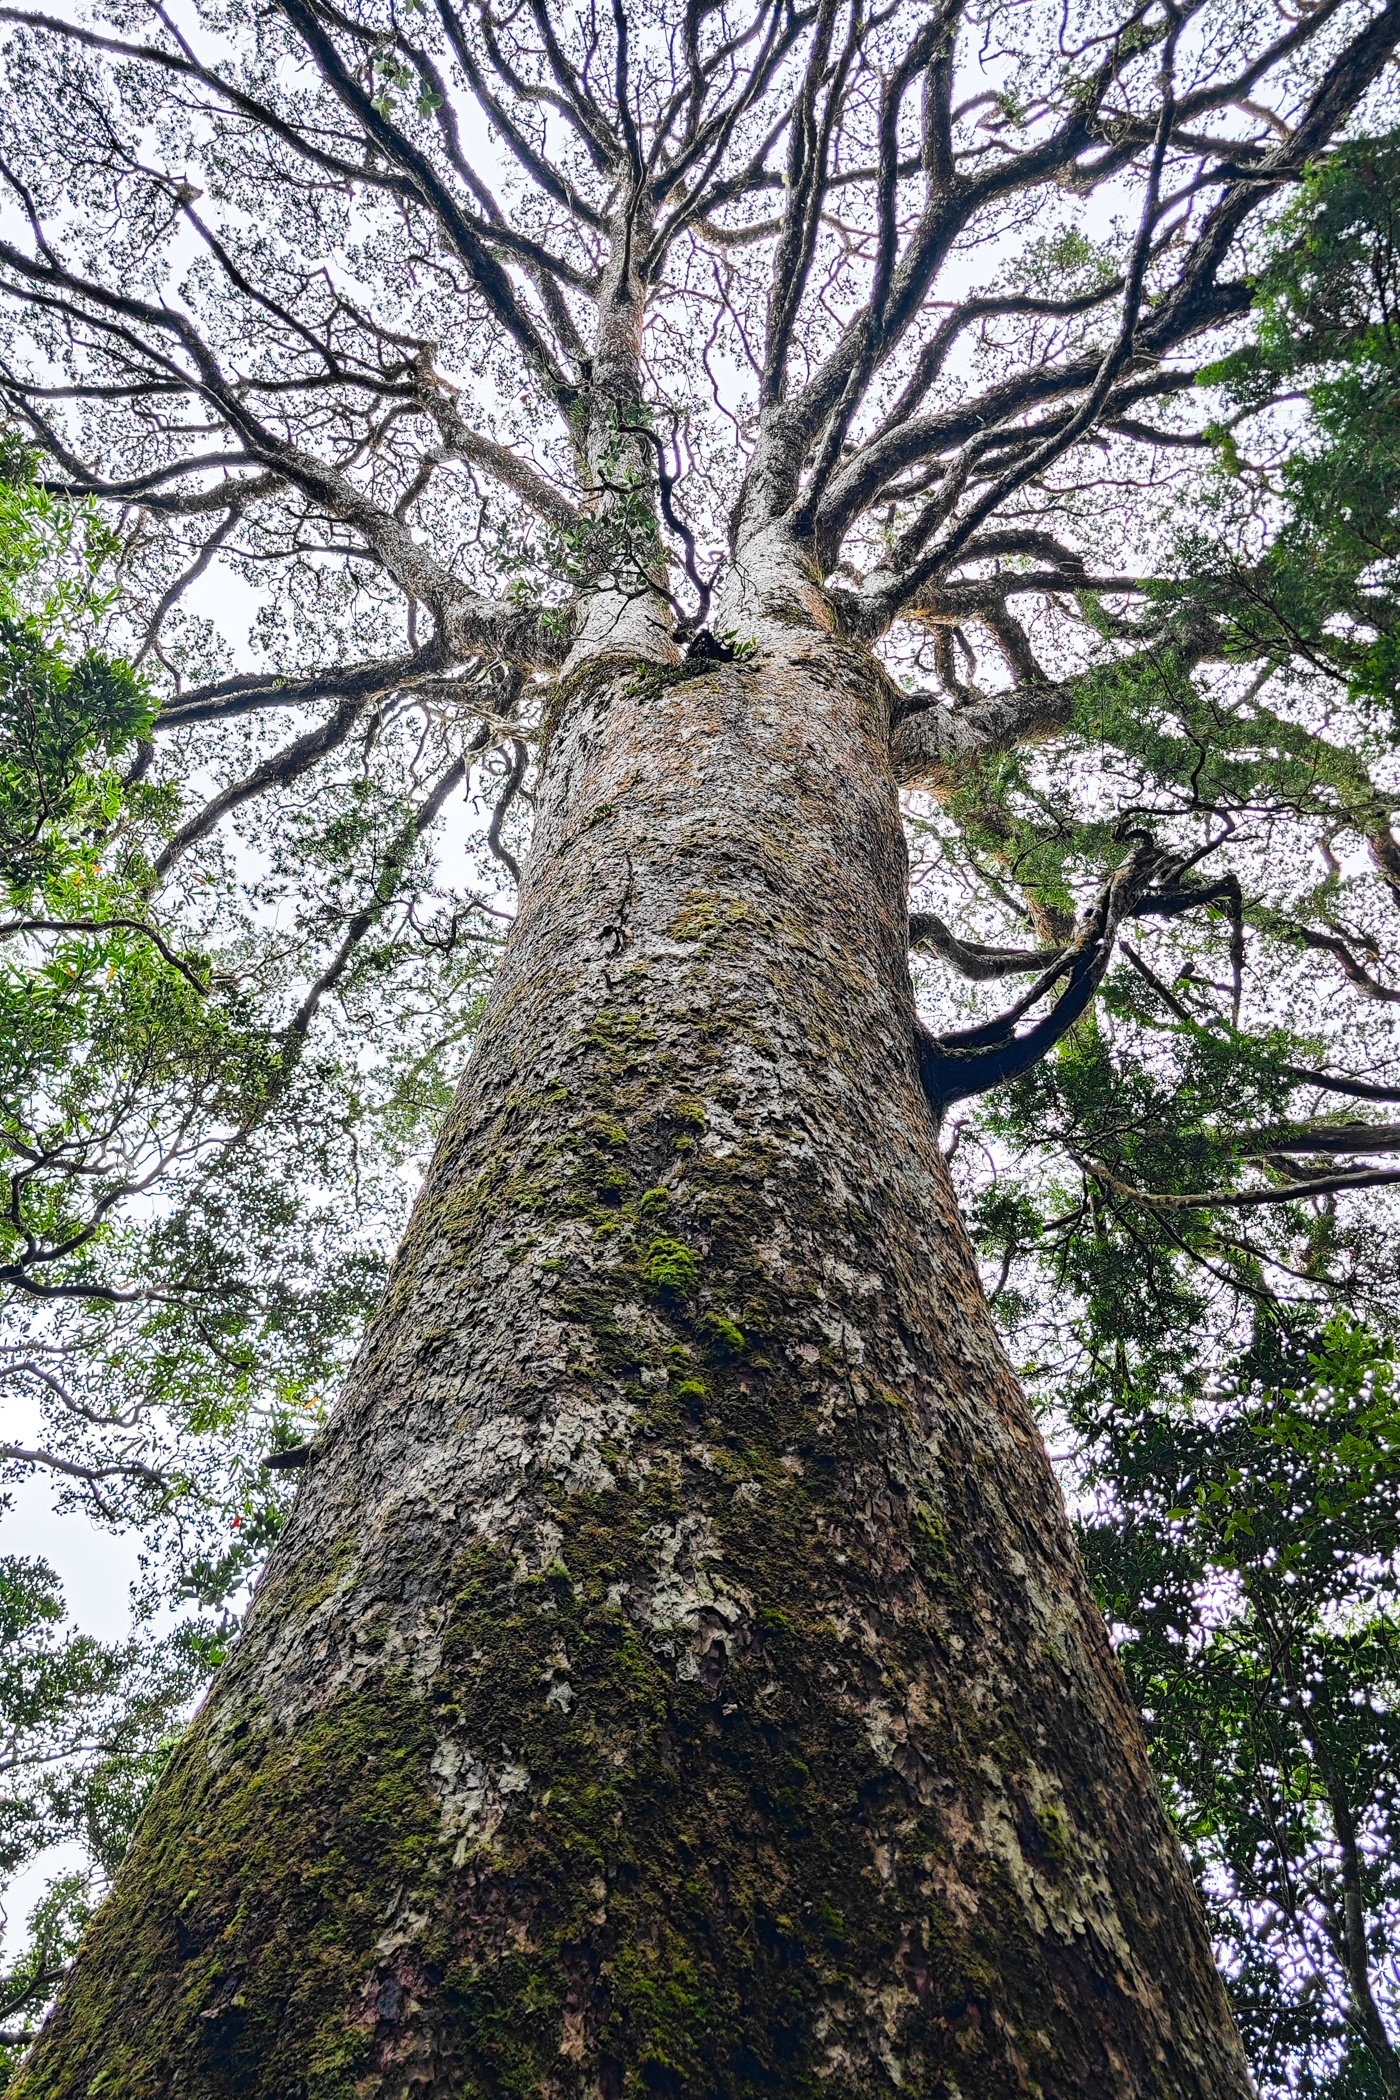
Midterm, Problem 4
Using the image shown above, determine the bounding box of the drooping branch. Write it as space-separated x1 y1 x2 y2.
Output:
915 844 1242 1113
0 1442 167 1489
1278 1067 1400 1104
0 917 211 994
150 694 378 883
285 749 474 1043
1266 917 1400 1004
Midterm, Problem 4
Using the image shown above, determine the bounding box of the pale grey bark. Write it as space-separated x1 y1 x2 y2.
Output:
891 680 1075 789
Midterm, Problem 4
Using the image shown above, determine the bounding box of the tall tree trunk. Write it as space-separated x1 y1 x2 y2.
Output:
12 601 1254 2099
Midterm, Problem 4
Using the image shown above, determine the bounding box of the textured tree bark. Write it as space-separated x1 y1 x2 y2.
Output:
12 589 1255 2099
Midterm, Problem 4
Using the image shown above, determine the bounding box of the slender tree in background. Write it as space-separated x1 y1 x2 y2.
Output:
0 0 1397 2088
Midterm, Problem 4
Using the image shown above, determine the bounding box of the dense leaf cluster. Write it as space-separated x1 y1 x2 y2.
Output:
0 1545 194 2079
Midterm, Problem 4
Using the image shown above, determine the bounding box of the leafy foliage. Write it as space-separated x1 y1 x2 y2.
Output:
0 464 514 2030
1076 1324 1400 2096
0 1531 194 2075
1188 133 1400 730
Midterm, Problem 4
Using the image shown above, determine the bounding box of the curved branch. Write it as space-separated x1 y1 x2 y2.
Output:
485 737 529 885
909 910 1063 981
0 917 210 992
1079 1158 1400 1211
0 1442 166 1487
915 845 1240 1112
285 750 473 1042
151 694 376 882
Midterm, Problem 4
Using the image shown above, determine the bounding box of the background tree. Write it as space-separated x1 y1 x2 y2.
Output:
1076 1320 1400 2100
0 0 1396 2090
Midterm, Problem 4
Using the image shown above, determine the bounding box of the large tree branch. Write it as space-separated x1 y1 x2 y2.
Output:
871 39 1185 618
1079 1158 1400 1210
1227 1121 1400 1158
0 235 574 666
155 650 447 728
915 840 1236 1112
426 391 580 527
274 0 578 409
818 362 1208 568
150 695 377 882
796 0 1400 608
761 0 858 409
0 1443 166 1489
891 679 1076 787
1278 1067 1400 1104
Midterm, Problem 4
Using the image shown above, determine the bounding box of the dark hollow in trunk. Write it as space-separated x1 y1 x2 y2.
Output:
13 630 1253 2098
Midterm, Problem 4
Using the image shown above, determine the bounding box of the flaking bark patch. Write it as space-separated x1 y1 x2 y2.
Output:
13 626 1252 2099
